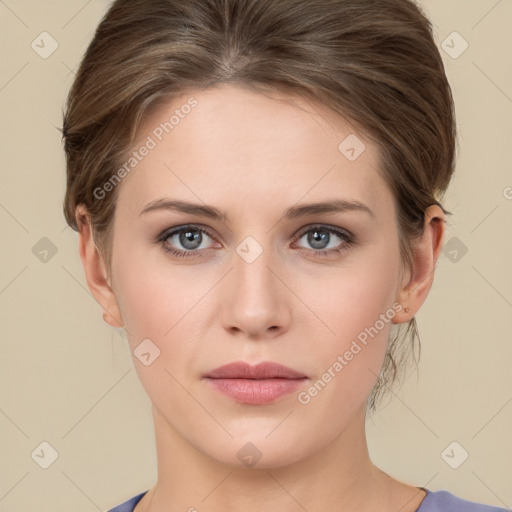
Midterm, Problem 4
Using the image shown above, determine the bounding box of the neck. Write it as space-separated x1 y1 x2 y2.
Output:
136 403 425 512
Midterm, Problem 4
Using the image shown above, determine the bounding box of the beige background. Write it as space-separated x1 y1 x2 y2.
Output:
0 1 511 510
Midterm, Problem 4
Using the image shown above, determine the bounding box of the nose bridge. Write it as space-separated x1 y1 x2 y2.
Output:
236 237 275 292
221 233 290 336
234 233 281 305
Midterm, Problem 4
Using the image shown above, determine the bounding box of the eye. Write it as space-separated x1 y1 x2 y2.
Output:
293 225 354 256
156 223 355 260
157 225 218 258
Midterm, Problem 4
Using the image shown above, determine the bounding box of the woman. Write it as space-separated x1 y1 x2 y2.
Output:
61 0 509 511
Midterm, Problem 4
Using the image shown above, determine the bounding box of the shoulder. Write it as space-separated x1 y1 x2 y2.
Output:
107 491 148 512
418 489 511 512
106 489 511 512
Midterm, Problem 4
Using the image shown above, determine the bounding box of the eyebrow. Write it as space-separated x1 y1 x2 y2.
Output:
139 198 374 221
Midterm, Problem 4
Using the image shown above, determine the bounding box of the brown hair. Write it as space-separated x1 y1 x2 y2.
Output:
61 0 457 411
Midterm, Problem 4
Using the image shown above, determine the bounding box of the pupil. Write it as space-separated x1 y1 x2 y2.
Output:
180 229 201 250
309 230 329 249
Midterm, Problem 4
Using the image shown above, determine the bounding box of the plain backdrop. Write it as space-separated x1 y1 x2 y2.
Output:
0 1 511 510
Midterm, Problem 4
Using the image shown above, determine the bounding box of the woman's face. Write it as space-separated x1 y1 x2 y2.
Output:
107 84 407 468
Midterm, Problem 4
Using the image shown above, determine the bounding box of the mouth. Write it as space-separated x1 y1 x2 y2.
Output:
203 361 308 405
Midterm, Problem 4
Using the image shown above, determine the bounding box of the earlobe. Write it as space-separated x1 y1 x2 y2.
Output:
75 205 124 329
392 204 445 324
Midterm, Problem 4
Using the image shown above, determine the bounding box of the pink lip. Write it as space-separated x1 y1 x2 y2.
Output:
205 361 307 379
204 361 308 405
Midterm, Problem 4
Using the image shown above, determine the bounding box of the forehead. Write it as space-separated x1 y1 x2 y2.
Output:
115 84 393 220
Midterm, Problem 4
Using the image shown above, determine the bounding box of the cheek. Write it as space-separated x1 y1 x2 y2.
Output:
114 259 206 343
295 250 401 401
112 259 209 407
110 220 205 334
111 243 224 398
302 251 401 341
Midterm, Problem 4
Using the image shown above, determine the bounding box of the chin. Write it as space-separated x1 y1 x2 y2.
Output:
192 426 322 471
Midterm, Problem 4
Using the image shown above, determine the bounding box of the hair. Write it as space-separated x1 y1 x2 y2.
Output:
61 0 457 411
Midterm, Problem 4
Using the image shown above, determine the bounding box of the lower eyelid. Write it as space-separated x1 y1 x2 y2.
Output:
168 230 216 251
159 225 353 255
295 227 352 243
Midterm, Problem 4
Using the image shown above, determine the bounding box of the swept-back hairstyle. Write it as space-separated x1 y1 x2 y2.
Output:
62 0 457 410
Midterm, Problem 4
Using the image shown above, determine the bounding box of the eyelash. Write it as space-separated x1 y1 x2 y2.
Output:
156 224 355 259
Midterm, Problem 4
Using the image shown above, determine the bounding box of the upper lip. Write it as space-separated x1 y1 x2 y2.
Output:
204 361 307 379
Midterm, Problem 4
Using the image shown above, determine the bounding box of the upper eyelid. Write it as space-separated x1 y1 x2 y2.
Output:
295 224 351 236
159 223 352 246
159 224 215 239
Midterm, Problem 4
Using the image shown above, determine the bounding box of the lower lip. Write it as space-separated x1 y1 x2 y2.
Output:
205 378 307 405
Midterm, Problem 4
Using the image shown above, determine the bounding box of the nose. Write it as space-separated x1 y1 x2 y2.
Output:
220 240 292 340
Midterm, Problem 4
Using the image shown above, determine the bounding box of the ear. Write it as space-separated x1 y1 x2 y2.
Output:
392 204 445 324
75 204 124 328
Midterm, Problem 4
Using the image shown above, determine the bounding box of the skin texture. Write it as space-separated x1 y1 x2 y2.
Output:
76 84 445 512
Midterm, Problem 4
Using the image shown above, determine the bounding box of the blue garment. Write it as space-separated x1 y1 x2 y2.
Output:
107 487 511 511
